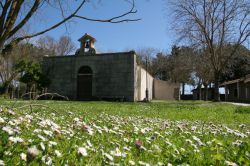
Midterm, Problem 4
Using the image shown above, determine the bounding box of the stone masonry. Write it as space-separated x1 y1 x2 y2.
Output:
42 52 137 101
42 33 180 102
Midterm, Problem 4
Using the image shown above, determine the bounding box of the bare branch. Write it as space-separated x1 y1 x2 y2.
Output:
2 1 25 39
0 2 3 8
170 0 250 101
0 0 12 35
8 0 86 44
8 0 140 44
74 15 141 23
35 93 69 100
7 0 41 39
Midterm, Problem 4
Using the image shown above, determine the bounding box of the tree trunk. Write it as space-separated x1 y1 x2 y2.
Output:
17 85 20 99
204 83 208 101
182 82 185 95
1 81 10 97
34 84 37 99
214 72 220 101
26 84 32 100
4 84 9 94
198 84 202 100
30 84 35 99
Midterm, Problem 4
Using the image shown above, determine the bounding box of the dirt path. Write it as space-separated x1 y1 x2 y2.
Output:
228 102 250 106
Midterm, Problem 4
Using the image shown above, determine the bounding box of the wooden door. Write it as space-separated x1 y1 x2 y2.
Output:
77 66 92 100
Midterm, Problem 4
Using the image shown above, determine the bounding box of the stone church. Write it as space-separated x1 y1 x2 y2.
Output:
42 33 180 101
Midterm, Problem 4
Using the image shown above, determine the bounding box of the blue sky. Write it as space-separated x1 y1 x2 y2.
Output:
28 1 232 94
31 0 176 53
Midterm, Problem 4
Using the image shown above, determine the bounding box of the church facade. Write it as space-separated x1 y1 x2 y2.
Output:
42 34 180 101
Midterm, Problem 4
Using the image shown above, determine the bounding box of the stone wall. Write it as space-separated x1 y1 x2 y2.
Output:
42 52 136 101
153 79 180 100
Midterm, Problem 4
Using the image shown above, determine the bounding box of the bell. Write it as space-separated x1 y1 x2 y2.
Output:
85 41 90 48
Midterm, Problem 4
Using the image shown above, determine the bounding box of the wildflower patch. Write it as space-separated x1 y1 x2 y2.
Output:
0 102 249 165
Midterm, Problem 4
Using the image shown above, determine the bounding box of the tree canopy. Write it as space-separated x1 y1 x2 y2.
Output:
15 59 50 91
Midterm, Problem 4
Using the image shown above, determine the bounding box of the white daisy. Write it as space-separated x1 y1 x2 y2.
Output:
41 156 53 165
55 150 62 157
128 160 135 165
8 136 24 144
110 147 122 157
104 153 113 161
0 160 5 166
78 147 88 156
27 146 40 160
48 141 57 147
2 126 14 135
138 161 150 166
40 142 46 151
0 117 5 124
20 153 27 161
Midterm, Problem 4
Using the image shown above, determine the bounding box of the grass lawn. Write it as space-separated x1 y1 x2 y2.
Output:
0 100 249 165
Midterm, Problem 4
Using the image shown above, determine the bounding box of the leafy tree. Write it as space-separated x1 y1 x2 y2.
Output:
151 53 169 80
0 33 77 95
167 46 195 95
221 44 250 81
0 43 38 94
135 46 195 95
15 60 50 97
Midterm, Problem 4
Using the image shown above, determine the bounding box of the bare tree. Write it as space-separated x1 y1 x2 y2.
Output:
170 0 250 101
56 36 76 55
135 47 158 74
36 36 57 56
0 0 140 55
36 35 76 56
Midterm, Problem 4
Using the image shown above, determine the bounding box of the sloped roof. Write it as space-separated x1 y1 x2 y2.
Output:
220 74 250 86
78 33 96 42
244 74 250 83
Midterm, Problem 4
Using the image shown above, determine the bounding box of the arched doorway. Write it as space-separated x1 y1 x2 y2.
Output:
77 66 92 100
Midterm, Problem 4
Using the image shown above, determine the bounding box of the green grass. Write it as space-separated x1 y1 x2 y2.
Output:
1 100 249 126
0 100 249 165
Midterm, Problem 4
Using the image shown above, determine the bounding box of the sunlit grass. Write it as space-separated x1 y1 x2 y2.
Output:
0 100 249 165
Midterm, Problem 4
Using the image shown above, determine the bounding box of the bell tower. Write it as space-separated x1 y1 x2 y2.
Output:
76 33 96 55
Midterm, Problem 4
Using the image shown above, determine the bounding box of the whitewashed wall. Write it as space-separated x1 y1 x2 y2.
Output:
135 66 154 101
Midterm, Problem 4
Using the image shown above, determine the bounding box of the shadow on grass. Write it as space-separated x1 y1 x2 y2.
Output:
235 106 250 114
